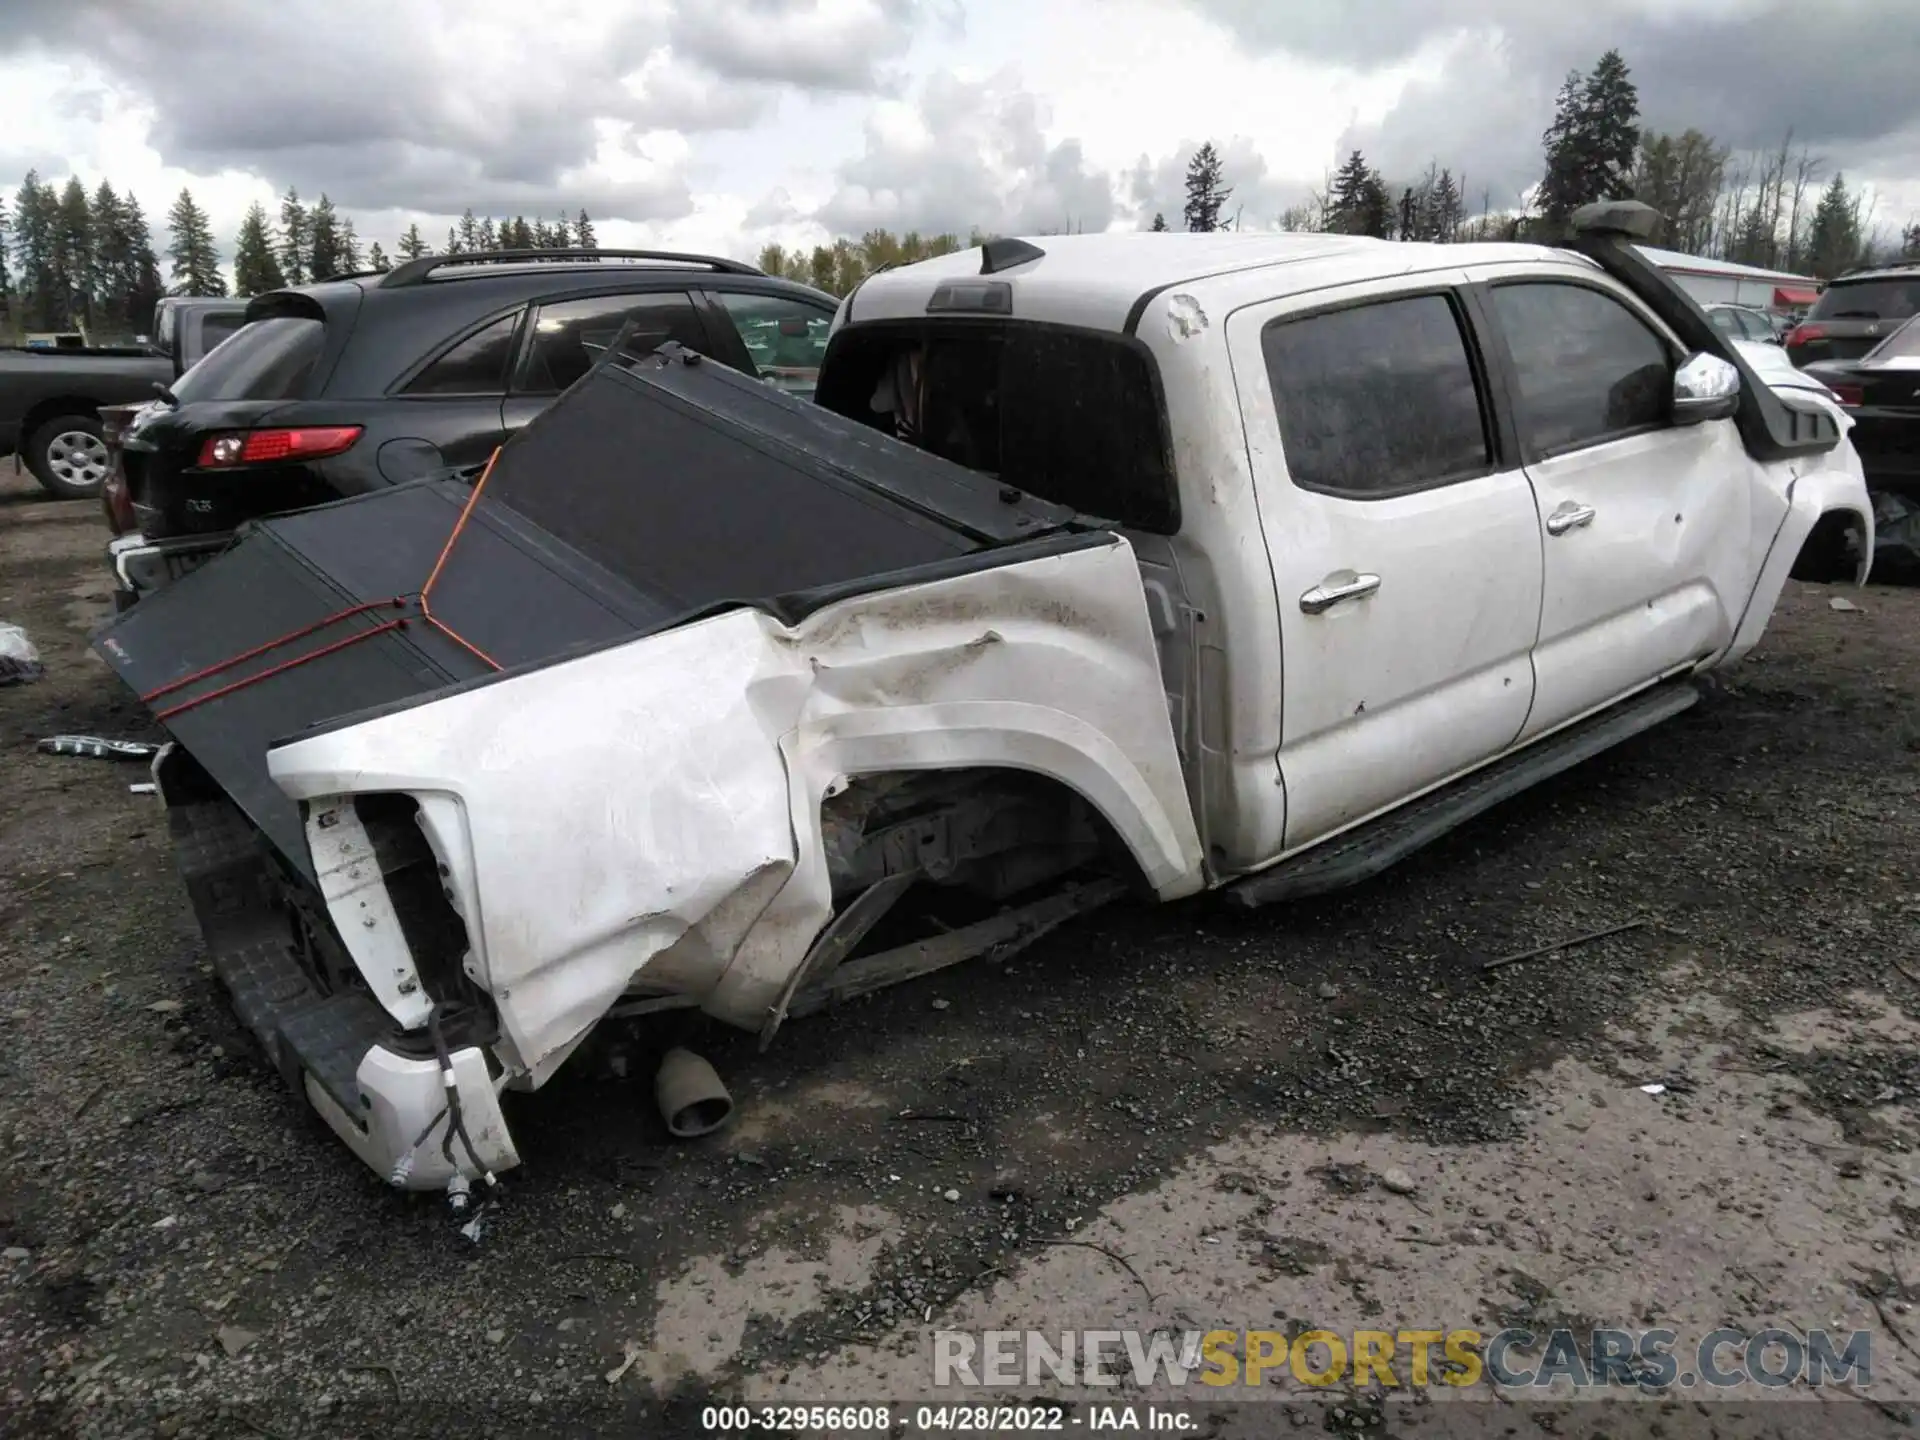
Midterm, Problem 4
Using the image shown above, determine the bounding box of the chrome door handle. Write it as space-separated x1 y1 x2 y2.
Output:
1546 502 1597 535
1299 572 1381 614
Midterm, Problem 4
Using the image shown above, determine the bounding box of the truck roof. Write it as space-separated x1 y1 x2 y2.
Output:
843 232 1573 334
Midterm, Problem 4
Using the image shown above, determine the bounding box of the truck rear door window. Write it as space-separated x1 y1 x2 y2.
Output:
1262 293 1492 498
170 316 325 403
820 324 1177 533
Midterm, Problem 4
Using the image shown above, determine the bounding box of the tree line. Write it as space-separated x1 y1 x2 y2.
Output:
1180 49 1920 280
0 177 608 335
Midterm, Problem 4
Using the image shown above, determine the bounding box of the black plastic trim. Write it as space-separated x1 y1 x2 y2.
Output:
1569 235 1842 462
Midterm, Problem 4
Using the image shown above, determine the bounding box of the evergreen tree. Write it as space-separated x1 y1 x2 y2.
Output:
397 223 429 260
339 217 362 272
479 217 497 250
121 196 163 331
507 216 533 249
232 201 287 295
1149 212 1168 232
1901 221 1920 261
1327 151 1391 237
1806 173 1863 279
1536 49 1641 227
0 195 11 311
1182 142 1232 233
308 193 343 278
166 188 226 296
456 208 481 251
277 186 310 283
50 177 92 330
1427 168 1462 241
12 173 59 329
88 181 128 331
1396 187 1418 242
445 226 461 255
366 240 390 272
574 209 597 250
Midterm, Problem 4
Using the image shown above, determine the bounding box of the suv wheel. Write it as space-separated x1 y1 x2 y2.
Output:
27 414 111 500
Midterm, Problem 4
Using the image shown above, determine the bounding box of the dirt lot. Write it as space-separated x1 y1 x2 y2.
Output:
3 462 1920 1439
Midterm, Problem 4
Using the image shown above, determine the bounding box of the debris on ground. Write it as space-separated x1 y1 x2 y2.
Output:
1830 596 1865 613
1378 1166 1418 1195
0 623 42 685
216 1325 260 1358
36 735 159 761
1481 918 1648 971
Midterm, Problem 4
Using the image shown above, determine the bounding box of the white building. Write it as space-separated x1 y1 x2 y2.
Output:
1637 245 1823 315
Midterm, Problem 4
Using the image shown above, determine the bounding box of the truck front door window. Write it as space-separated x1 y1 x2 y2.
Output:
1490 282 1671 456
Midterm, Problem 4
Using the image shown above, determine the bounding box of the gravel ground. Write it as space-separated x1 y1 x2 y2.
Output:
3 463 1919 1439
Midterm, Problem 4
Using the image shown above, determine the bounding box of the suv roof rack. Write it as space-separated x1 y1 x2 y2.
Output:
378 248 763 288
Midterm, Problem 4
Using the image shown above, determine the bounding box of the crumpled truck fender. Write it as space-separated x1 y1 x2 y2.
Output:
1723 429 1874 666
267 535 1204 1079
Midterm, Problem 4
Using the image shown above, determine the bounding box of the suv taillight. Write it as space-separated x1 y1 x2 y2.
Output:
1829 382 1864 408
1785 323 1827 348
196 426 362 468
102 469 135 534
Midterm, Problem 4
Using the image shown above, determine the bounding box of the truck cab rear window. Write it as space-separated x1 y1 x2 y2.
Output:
170 317 324 404
818 323 1178 533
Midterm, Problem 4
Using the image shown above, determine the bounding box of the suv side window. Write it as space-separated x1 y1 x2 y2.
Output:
1261 292 1492 498
520 292 706 394
707 291 835 399
1489 282 1671 456
403 311 521 395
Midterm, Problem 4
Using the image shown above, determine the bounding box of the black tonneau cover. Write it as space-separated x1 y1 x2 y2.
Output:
95 345 1096 881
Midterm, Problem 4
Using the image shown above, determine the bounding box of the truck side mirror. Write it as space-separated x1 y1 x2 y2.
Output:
1673 352 1740 424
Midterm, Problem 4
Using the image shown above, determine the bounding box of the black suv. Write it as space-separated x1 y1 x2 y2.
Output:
109 249 839 598
1786 264 1920 367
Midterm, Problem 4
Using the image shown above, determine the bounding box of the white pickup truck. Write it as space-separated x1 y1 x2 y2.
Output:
102 202 1871 1191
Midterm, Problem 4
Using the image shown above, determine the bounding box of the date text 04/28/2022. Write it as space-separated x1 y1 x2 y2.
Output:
698 1404 1198 1432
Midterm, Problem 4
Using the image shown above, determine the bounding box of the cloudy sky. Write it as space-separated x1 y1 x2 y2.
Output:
1 0 1916 267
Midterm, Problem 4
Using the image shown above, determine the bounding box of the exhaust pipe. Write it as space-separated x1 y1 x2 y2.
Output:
655 1047 734 1139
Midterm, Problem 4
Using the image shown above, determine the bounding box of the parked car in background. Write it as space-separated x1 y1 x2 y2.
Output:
1786 264 1920 367
95 205 1871 1191
2 296 247 499
1802 314 1920 498
145 296 251 370
105 249 840 604
1705 303 1783 344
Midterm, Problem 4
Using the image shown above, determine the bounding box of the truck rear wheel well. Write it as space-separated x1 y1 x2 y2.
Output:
19 395 106 440
820 766 1150 911
1789 507 1869 584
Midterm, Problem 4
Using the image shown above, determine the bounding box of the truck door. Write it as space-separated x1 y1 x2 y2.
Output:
1227 275 1544 851
1470 269 1759 741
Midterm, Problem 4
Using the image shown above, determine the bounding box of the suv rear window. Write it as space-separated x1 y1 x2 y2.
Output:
170 316 325 404
817 323 1177 533
1809 276 1920 322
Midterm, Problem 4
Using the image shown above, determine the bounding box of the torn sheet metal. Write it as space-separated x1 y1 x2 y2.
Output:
268 534 1206 1084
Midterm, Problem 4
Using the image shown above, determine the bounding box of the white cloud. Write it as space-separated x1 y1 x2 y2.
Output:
0 0 1915 278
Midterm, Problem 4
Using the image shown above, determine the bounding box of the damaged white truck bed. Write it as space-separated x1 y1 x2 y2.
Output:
99 203 1871 1192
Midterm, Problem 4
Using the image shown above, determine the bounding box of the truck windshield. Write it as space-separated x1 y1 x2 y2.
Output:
170 317 324 403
